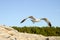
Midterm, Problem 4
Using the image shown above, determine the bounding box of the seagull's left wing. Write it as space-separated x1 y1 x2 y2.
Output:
20 18 27 23
28 16 36 20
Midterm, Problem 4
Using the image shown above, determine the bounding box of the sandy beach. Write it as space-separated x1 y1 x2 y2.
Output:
0 25 60 40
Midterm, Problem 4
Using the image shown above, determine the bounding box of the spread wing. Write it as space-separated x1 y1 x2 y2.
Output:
20 16 36 23
48 22 51 27
20 18 27 23
40 18 52 27
28 16 36 20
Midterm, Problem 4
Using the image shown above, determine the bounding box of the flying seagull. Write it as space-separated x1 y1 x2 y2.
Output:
20 16 52 27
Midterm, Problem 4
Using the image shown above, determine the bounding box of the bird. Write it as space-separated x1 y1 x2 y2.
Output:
20 16 52 27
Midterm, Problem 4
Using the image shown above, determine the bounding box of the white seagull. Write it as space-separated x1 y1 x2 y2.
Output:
20 16 52 27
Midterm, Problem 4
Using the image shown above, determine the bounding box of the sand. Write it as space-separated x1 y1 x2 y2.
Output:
0 25 60 40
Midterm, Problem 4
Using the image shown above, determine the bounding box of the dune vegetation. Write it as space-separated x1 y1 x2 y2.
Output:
12 26 60 36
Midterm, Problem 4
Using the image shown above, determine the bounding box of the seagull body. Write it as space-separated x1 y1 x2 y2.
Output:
29 16 40 23
20 16 52 27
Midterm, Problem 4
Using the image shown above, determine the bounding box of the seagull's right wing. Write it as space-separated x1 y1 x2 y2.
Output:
40 18 52 27
20 18 27 23
48 22 52 27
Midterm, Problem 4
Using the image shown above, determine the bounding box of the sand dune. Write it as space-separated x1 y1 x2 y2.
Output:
0 25 60 40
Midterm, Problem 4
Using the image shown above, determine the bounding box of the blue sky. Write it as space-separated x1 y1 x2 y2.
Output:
0 0 60 27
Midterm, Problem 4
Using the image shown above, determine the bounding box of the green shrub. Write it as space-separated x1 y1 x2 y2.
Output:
12 26 60 36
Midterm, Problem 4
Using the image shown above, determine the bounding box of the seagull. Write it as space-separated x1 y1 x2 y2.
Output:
20 16 52 27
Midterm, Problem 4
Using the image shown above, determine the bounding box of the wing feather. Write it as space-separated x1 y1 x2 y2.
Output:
20 18 27 23
40 18 52 27
28 16 36 20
